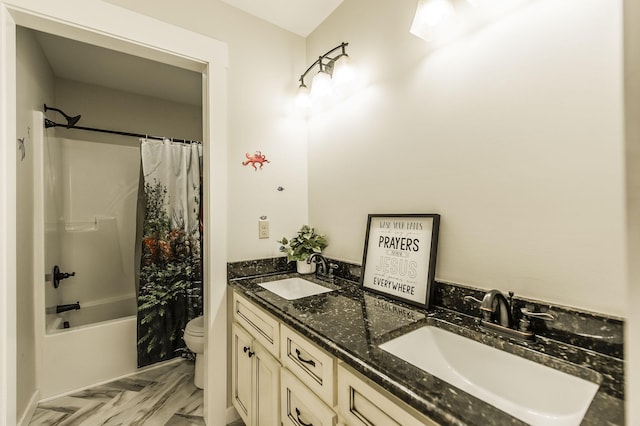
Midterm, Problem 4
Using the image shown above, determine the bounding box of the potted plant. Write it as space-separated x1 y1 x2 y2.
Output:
278 225 328 274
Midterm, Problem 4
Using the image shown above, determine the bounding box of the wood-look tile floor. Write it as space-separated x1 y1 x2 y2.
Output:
29 359 207 426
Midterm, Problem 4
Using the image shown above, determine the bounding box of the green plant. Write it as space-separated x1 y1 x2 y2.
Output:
278 225 328 262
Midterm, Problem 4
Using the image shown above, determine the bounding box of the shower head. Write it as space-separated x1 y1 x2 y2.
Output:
44 104 81 128
66 114 81 127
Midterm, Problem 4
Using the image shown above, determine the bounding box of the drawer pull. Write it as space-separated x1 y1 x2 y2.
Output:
243 346 254 358
295 348 316 367
295 407 313 426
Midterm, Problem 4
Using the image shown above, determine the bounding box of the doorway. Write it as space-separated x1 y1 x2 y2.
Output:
0 2 228 425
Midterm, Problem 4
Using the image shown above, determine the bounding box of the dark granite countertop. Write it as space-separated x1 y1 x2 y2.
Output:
229 272 624 426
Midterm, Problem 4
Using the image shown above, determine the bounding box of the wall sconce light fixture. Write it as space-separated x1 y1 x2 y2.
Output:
409 0 472 46
410 0 534 46
410 0 456 42
296 42 354 109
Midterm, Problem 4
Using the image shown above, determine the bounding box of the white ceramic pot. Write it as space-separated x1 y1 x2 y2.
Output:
296 260 316 274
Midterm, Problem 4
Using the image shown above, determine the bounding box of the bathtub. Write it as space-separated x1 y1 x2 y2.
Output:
49 294 137 330
40 295 139 399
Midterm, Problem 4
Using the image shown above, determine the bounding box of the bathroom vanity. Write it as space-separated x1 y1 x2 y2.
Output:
228 264 624 426
231 288 435 426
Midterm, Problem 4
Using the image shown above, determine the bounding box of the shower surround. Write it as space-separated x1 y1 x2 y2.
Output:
47 135 139 323
34 112 141 398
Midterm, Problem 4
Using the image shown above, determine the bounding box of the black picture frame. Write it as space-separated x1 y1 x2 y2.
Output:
360 214 440 309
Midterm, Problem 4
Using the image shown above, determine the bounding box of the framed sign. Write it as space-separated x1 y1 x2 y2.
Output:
360 214 440 309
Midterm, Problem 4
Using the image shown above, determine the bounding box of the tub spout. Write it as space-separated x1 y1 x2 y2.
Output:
56 302 80 313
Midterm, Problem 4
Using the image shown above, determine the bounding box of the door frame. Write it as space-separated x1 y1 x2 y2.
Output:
0 1 228 424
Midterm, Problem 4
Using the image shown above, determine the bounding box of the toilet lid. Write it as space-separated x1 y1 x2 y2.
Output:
185 316 204 336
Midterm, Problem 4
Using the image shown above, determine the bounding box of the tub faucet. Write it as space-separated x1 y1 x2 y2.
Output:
56 302 80 313
52 265 76 288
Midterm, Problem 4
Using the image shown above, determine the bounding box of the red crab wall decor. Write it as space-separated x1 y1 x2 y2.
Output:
242 151 270 171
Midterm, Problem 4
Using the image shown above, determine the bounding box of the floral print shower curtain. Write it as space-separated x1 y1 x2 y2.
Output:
137 138 203 368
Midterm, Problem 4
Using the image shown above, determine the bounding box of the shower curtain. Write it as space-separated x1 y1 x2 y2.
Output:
137 138 203 368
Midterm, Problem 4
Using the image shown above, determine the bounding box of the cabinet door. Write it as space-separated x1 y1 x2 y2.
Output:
233 291 281 358
281 368 337 426
232 323 254 426
337 364 438 426
281 325 336 406
253 341 281 426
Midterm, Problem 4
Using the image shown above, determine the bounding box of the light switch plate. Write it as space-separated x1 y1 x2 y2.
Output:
258 220 269 239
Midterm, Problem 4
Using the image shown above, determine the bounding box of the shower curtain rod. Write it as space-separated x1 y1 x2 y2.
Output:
44 118 202 145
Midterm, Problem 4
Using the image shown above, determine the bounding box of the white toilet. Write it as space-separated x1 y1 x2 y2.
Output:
184 315 205 389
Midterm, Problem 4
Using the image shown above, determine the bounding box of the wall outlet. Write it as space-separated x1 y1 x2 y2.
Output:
258 220 269 239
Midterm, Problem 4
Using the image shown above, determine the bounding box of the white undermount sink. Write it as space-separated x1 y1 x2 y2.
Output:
258 277 334 300
378 326 599 426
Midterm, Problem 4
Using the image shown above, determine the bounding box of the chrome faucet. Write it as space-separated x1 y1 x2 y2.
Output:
307 252 328 272
306 253 338 281
480 290 513 328
469 289 554 340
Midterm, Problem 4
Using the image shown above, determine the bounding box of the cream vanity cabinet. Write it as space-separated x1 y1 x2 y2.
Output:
231 289 438 426
231 292 281 426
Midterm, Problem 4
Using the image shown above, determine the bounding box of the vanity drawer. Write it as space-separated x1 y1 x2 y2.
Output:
232 291 280 358
281 324 336 406
337 363 438 426
281 368 338 426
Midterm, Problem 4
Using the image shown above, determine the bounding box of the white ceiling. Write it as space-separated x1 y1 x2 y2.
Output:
220 0 343 37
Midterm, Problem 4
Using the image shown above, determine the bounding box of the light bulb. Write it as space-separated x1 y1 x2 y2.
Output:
310 70 332 99
296 84 311 109
422 0 454 27
332 55 355 88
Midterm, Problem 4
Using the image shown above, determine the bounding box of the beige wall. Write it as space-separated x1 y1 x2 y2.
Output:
624 0 640 422
54 78 202 146
306 0 626 317
16 26 55 420
103 0 309 262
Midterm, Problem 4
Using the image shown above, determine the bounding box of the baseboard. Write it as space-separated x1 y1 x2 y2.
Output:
17 389 40 426
226 405 240 424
